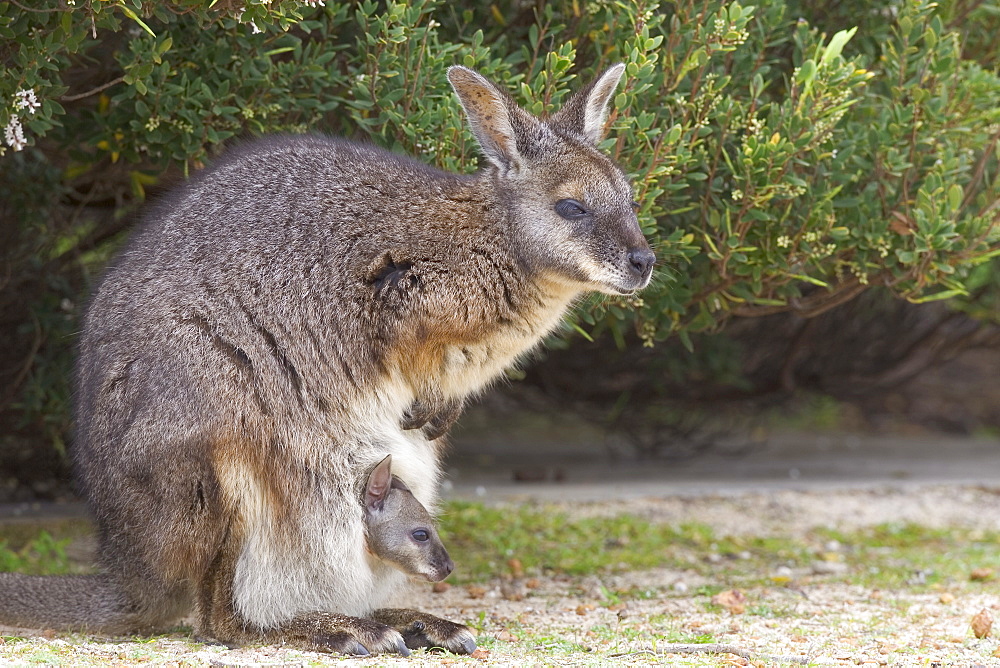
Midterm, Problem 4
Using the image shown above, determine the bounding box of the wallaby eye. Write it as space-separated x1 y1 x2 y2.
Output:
412 529 430 542
631 200 641 210
554 199 589 220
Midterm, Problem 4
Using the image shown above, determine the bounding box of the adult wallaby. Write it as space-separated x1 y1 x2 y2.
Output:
0 63 653 655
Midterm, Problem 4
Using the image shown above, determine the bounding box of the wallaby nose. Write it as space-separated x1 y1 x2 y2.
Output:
628 248 655 278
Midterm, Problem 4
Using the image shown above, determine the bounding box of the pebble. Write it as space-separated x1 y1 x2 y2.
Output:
811 560 849 575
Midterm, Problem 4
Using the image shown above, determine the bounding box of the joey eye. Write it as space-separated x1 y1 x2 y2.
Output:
412 529 430 542
554 199 589 220
631 200 641 210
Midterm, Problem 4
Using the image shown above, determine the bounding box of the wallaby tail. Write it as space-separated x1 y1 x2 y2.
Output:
0 573 140 633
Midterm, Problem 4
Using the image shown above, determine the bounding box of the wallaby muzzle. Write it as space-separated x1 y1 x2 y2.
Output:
628 247 656 284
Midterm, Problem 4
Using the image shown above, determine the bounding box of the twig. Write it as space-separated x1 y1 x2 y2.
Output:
0 311 43 413
60 76 125 102
9 0 63 13
609 643 810 665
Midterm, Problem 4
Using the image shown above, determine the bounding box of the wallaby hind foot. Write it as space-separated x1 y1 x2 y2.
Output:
372 608 477 654
256 612 412 656
197 535 413 656
205 610 475 656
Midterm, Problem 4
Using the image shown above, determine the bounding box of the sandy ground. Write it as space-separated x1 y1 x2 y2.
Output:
2 430 1000 665
2 482 1000 666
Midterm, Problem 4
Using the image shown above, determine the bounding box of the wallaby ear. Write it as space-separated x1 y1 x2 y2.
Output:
365 455 392 512
549 63 626 144
448 66 533 172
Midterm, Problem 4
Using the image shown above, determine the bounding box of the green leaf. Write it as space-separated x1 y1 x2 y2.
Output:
678 328 694 353
569 322 594 343
788 274 829 288
947 184 964 211
120 6 156 38
796 59 816 86
907 289 966 304
819 27 857 70
156 36 172 57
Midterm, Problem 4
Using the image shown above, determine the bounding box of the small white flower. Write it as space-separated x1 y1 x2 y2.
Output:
731 188 743 201
776 235 792 248
14 89 40 114
4 114 26 151
250 21 263 34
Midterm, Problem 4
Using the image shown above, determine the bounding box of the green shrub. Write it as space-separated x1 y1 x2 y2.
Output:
1 0 998 467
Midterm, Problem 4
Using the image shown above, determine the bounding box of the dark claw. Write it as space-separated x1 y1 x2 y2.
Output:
352 642 370 656
400 409 427 431
458 635 477 654
396 638 411 657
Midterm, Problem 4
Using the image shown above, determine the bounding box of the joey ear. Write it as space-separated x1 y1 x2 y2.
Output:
390 474 411 493
549 63 626 144
448 66 534 172
365 455 392 512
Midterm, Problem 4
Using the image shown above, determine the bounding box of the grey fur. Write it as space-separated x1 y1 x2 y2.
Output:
0 64 652 655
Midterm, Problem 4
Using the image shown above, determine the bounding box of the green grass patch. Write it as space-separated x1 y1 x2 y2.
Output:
0 518 92 550
437 502 1000 598
0 531 75 575
813 523 1000 591
436 501 812 583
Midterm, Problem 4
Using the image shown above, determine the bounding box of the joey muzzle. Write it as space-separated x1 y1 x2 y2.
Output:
424 551 455 582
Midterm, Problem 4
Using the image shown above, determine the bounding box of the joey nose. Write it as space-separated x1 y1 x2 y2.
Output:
429 553 454 581
627 248 655 279
441 555 455 578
